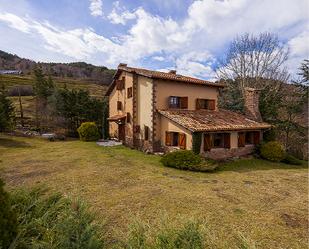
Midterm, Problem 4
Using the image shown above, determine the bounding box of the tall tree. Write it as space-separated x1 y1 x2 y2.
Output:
33 67 54 130
217 32 289 98
0 84 15 131
298 59 309 85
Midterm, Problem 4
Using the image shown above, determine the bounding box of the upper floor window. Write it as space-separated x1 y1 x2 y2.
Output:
126 112 131 123
196 99 215 110
116 77 125 90
127 87 133 98
169 96 188 109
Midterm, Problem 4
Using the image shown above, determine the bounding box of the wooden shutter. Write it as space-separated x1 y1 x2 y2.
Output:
180 97 188 109
126 112 131 123
179 133 186 149
165 132 172 146
208 100 216 110
196 99 201 110
204 133 212 151
238 132 245 147
117 101 122 110
224 133 231 148
253 131 260 144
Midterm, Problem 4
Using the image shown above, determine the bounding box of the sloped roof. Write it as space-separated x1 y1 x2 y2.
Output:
106 64 224 95
158 109 271 132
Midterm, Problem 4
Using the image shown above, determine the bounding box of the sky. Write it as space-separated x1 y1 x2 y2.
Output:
0 0 308 80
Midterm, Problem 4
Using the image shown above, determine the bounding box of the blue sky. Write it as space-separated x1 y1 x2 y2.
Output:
0 0 308 80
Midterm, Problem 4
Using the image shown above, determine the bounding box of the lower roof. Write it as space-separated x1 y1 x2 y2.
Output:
158 109 271 132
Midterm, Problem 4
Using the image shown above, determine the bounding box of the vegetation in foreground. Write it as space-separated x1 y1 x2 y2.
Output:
0 135 308 248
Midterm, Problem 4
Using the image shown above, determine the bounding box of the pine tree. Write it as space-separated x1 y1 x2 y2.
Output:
0 84 15 131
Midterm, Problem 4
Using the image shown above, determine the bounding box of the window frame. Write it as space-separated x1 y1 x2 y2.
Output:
169 96 188 109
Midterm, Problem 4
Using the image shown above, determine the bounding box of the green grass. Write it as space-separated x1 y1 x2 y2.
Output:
0 134 308 248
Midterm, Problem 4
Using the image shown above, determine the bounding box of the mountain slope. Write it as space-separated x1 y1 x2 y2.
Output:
0 50 115 86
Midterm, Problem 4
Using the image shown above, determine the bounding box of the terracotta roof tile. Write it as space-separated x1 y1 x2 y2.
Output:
118 65 225 87
158 109 271 132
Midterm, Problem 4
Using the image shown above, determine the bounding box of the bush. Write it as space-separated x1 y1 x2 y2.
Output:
282 154 303 165
0 178 18 249
260 141 285 162
77 122 100 141
10 187 104 249
161 150 203 171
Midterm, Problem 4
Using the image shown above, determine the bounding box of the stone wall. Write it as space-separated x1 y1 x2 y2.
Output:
203 145 255 160
244 87 262 122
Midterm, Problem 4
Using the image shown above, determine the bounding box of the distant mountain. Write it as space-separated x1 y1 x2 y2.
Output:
0 50 115 85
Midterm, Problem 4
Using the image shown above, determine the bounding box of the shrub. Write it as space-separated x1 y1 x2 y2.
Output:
77 122 100 141
161 150 202 171
192 132 202 154
281 154 303 165
0 178 18 249
10 187 104 249
260 141 285 162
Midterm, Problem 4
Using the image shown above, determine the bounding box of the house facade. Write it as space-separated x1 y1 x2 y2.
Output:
106 64 271 160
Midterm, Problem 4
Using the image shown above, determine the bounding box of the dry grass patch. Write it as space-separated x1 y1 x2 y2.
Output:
0 134 308 248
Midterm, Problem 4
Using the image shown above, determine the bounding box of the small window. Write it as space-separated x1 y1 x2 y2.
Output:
117 101 122 111
213 133 224 148
169 96 188 109
245 132 254 144
126 112 131 123
165 132 186 149
144 126 149 140
127 87 133 98
204 133 230 151
116 77 125 90
196 99 215 110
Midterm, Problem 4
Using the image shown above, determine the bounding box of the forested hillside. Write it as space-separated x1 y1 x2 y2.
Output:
0 50 115 85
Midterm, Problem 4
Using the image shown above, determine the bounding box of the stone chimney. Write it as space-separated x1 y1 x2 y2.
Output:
168 69 177 74
118 63 127 68
244 87 262 122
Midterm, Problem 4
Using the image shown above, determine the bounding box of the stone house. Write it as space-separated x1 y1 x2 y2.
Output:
106 64 271 160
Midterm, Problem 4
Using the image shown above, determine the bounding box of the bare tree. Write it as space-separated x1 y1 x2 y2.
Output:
217 32 289 95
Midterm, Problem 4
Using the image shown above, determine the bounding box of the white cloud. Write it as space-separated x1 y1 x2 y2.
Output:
0 0 308 79
0 12 31 33
107 1 136 25
89 0 103 17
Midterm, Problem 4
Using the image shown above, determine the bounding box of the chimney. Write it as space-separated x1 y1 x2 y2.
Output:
244 87 262 122
118 63 127 68
168 69 177 74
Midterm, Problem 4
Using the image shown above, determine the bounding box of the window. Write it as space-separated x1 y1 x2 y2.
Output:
196 99 215 110
169 96 188 109
127 87 133 98
213 133 224 148
126 112 131 123
116 77 125 90
144 126 149 140
165 132 186 149
245 131 260 145
204 133 230 151
117 101 122 111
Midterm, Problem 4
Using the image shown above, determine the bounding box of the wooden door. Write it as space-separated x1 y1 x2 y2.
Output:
118 124 125 141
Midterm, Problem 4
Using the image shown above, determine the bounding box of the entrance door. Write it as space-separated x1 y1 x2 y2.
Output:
118 124 125 141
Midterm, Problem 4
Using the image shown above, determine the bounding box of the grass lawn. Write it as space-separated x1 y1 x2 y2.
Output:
0 134 308 248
